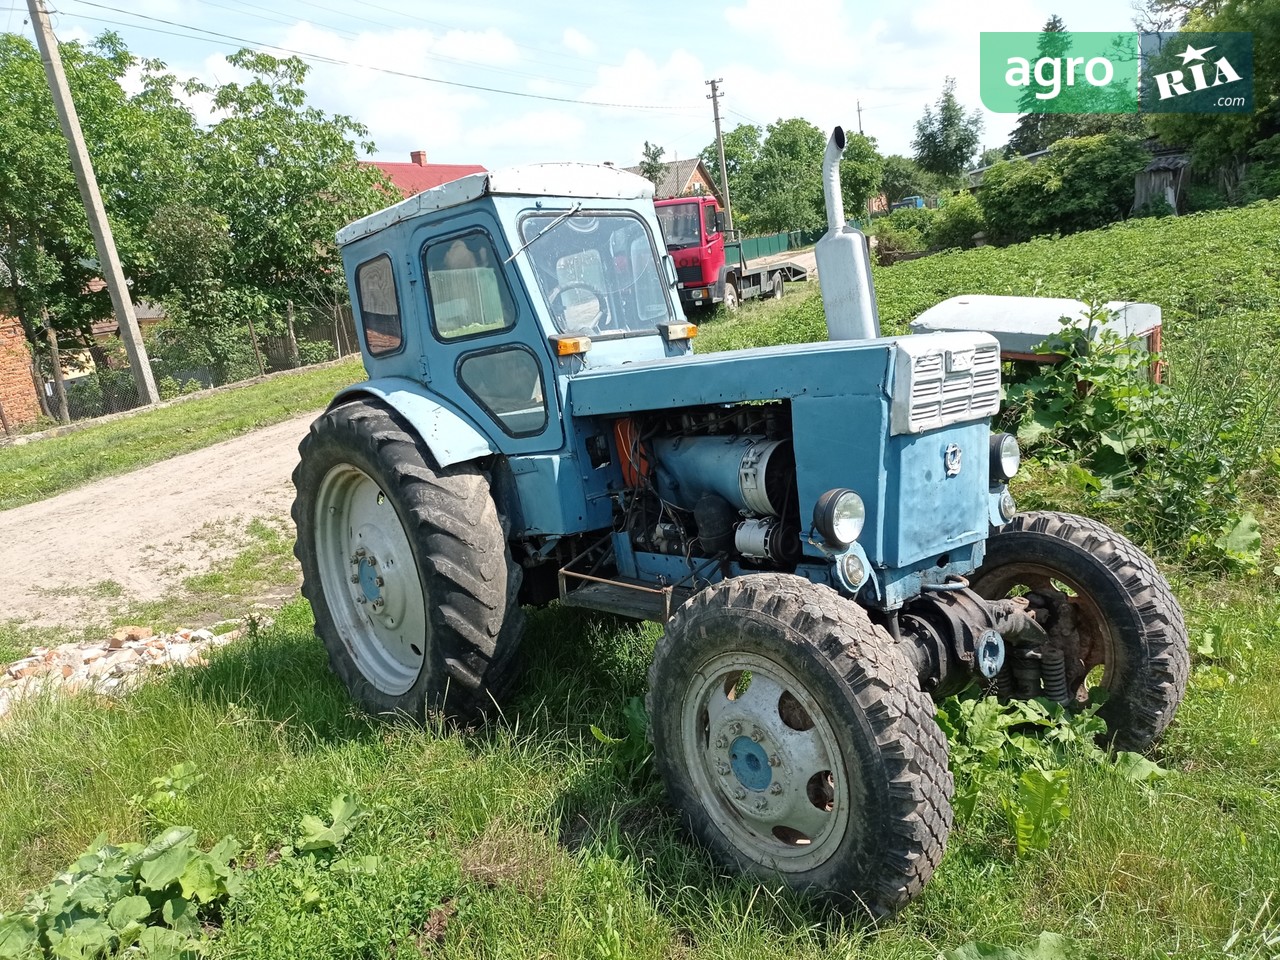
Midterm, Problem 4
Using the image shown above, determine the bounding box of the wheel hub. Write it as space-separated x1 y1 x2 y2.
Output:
728 735 772 791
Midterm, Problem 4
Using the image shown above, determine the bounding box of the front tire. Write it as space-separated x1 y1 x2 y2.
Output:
647 574 952 916
292 399 524 721
722 280 740 312
970 511 1188 751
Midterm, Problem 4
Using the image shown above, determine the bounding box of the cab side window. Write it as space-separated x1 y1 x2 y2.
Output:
703 205 717 238
356 255 402 356
423 231 517 340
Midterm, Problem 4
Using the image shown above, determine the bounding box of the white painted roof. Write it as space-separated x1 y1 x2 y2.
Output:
337 162 655 246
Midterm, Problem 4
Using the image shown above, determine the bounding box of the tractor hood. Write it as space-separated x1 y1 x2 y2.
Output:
569 338 895 417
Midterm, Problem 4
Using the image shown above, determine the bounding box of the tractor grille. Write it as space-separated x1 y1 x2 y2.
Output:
890 334 1002 435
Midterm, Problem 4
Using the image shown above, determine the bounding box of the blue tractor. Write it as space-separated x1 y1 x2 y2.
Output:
292 127 1188 915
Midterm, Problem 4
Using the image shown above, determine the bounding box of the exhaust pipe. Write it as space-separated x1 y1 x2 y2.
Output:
815 125 880 341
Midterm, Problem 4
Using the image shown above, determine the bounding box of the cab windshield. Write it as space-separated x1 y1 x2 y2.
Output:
520 211 676 335
655 201 701 248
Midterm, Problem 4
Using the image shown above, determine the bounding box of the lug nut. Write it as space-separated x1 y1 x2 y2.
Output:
751 726 765 742
355 548 366 558
350 574 360 584
733 787 746 800
768 756 781 768
356 596 367 605
728 722 742 736
372 599 384 610
366 555 377 567
753 798 769 812
714 736 727 749
770 783 783 795
716 761 730 776
375 576 384 587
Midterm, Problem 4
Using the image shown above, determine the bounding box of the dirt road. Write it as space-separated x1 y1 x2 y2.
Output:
0 412 320 629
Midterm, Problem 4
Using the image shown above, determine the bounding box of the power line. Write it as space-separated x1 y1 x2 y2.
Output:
56 0 702 112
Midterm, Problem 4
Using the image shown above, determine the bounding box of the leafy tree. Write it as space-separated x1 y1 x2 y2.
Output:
978 147 1007 168
880 154 930 203
838 132 885 222
0 32 200 350
912 77 984 178
932 192 986 249
748 118 828 232
980 133 1149 244
1148 0 1280 195
638 141 666 189
700 122 762 221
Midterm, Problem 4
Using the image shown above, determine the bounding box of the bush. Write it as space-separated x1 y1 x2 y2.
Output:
931 192 985 250
297 339 337 366
157 374 182 401
873 207 937 260
980 133 1150 244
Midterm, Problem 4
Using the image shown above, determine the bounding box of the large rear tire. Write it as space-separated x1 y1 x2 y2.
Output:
722 280 740 312
292 399 524 721
970 511 1188 752
647 574 952 916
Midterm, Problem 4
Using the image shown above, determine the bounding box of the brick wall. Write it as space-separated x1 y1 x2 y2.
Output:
0 313 40 429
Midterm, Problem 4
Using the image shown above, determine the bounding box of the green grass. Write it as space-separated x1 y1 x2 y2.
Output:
697 200 1280 355
1 591 1277 959
0 359 365 511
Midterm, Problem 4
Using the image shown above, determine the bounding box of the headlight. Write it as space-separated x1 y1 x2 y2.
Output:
813 489 865 547
989 433 1020 481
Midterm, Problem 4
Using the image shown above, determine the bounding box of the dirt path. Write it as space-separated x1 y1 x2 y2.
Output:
0 412 320 629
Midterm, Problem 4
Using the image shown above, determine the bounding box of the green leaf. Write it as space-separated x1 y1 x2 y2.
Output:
0 915 38 959
161 897 198 936
178 858 220 902
139 836 198 893
297 794 365 851
1026 931 1072 960
137 926 199 960
330 855 380 876
1216 512 1261 563
1003 767 1072 855
107 895 152 931
1113 751 1168 783
48 917 113 960
589 725 622 746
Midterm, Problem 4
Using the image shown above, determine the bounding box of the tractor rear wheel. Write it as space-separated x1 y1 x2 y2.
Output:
970 511 1188 751
647 574 952 916
292 399 524 721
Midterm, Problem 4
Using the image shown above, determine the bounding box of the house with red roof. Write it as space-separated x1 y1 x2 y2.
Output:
363 150 486 199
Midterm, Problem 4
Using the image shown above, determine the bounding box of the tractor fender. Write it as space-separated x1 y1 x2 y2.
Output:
328 377 496 468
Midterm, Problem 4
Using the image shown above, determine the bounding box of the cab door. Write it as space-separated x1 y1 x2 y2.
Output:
411 212 564 454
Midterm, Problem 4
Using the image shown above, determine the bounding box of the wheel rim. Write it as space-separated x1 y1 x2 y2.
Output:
680 650 851 872
315 463 427 695
972 562 1114 695
724 285 738 310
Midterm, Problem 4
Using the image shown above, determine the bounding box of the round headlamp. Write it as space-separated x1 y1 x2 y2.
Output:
813 488 865 548
990 433 1021 482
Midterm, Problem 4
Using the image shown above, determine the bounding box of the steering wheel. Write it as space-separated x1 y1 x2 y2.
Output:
546 280 608 331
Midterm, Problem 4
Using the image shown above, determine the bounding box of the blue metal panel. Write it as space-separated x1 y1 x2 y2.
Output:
884 422 990 567
330 378 494 468
569 338 895 416
506 453 614 535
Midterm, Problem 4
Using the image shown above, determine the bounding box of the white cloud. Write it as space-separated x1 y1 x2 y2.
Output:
562 28 596 58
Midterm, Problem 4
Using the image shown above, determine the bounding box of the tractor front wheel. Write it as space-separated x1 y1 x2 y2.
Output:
970 511 1188 751
292 399 524 721
647 574 952 916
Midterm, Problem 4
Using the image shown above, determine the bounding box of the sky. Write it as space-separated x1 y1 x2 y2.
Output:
6 0 1140 170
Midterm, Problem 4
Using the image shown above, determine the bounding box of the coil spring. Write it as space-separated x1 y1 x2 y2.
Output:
1010 647 1042 700
1040 647 1070 705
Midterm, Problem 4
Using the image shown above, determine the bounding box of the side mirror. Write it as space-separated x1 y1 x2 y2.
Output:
714 211 726 233
663 255 678 287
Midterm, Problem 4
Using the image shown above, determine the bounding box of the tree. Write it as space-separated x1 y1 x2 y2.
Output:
748 118 828 232
0 32 200 352
638 141 666 189
1005 16 1147 157
1147 0 1280 194
912 78 984 178
700 122 761 220
880 154 929 203
838 133 885 221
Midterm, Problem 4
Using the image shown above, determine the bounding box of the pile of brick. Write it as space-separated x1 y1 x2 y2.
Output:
0 620 264 719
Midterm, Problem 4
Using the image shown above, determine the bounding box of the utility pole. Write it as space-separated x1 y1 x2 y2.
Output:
706 78 734 235
857 99 864 135
27 0 159 406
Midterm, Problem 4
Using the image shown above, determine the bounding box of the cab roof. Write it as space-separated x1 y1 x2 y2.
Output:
336 162 655 247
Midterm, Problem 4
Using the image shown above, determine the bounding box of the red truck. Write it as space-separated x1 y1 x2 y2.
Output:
654 196 797 311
